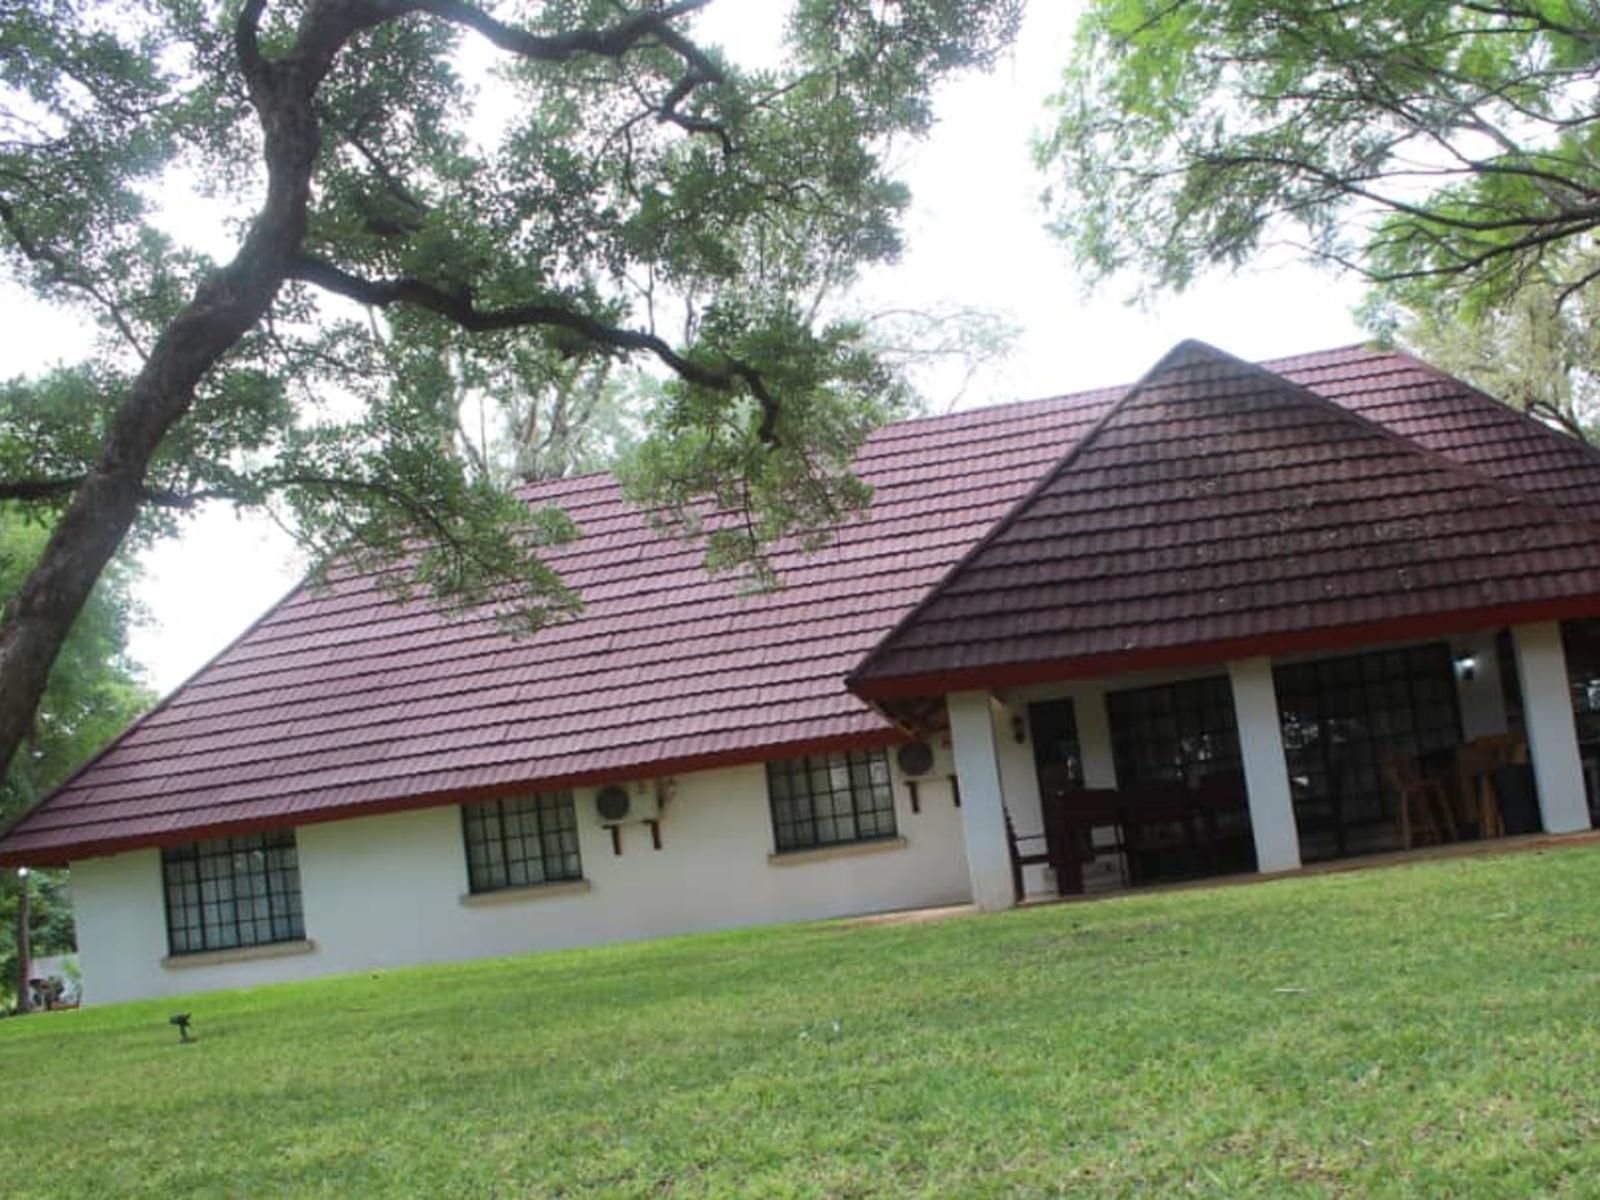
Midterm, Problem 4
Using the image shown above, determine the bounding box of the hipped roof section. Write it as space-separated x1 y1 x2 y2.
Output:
7 342 1600 865
848 341 1600 704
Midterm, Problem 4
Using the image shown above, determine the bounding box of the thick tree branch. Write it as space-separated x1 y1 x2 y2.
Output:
235 0 268 92
417 0 720 76
0 477 208 508
0 0 398 783
425 0 732 150
289 254 781 444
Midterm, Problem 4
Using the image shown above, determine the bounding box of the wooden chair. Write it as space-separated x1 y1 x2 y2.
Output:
1003 806 1052 904
1382 754 1456 849
1055 788 1127 894
1455 735 1516 840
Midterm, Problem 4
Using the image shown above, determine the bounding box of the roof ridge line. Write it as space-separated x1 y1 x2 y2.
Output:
845 337 1600 698
844 339 1206 698
1384 344 1600 472
1194 341 1600 547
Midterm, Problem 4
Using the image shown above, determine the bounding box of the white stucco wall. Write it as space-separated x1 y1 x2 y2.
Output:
1451 630 1510 740
991 698 1047 896
71 759 972 1006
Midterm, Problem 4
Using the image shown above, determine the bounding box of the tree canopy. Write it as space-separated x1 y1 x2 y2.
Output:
0 0 1023 784
1365 248 1600 446
1040 1 1600 318
0 507 152 822
1 504 151 1007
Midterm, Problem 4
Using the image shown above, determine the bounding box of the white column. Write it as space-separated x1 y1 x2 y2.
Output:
993 701 1045 898
1511 621 1592 834
1227 657 1302 873
1070 683 1119 789
946 690 1017 911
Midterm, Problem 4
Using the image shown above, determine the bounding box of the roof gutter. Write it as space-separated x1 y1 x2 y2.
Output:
849 595 1600 704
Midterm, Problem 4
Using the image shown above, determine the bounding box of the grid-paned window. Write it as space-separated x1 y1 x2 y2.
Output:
462 792 581 893
1029 698 1084 801
162 831 304 955
1107 675 1243 787
767 750 897 852
1274 643 1462 858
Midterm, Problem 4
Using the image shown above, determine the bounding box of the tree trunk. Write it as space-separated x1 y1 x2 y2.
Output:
0 253 300 786
0 44 330 782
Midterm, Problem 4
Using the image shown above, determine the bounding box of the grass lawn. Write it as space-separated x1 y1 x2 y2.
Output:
5 846 1600 1198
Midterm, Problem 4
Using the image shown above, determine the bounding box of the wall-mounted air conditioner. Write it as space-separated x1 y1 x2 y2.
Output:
591 781 662 826
894 739 952 780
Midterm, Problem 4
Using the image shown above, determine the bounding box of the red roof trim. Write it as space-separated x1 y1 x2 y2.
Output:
0 576 310 852
0 727 902 868
851 595 1600 702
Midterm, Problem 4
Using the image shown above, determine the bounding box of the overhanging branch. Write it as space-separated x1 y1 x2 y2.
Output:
0 196 149 359
0 477 204 508
289 254 781 444
418 0 720 76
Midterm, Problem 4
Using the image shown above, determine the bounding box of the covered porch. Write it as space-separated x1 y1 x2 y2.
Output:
845 342 1600 911
945 620 1598 910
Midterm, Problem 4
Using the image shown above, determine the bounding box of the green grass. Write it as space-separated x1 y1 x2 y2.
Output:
5 846 1600 1198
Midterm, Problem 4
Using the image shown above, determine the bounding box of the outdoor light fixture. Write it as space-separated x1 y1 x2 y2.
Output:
1455 654 1478 682
170 1013 193 1043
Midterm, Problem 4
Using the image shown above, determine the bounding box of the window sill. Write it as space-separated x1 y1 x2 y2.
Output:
162 938 316 970
767 836 908 867
459 878 592 908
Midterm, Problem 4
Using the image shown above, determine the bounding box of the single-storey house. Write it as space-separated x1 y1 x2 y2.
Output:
5 340 1600 1005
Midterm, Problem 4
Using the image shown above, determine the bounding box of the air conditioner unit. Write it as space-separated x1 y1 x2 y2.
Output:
592 781 662 826
894 739 951 780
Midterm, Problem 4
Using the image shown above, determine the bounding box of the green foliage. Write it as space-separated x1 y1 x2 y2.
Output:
1042 1 1600 318
619 301 896 584
0 868 74 1009
1364 245 1600 446
0 0 1023 630
4 847 1600 1191
0 504 149 1002
0 507 151 818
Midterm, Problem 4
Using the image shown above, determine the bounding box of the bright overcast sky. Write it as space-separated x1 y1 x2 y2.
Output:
5 1 1365 697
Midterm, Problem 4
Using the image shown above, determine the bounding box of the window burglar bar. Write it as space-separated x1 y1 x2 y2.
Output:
161 831 304 955
767 750 898 852
461 792 582 893
1108 675 1244 788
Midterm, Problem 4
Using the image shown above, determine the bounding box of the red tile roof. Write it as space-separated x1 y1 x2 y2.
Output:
849 342 1600 700
6 341 1600 865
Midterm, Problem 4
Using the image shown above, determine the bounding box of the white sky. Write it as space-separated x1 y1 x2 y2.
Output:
5 1 1365 696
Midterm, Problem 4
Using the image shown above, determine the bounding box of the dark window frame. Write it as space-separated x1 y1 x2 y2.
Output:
1273 642 1463 858
766 750 899 853
1107 675 1243 788
1028 697 1085 800
161 830 305 956
461 791 582 894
